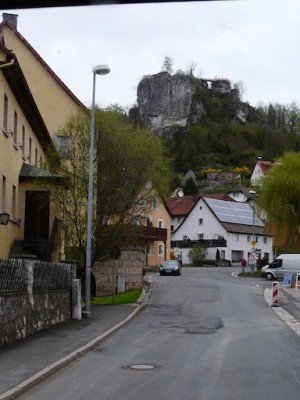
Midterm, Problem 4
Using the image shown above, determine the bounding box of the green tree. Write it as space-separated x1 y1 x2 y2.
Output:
183 177 198 195
259 151 300 248
49 108 173 261
94 108 173 258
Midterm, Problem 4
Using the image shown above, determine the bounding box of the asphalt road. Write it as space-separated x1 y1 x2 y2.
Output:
19 267 300 400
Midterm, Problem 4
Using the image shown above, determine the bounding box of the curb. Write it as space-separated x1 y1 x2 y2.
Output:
0 281 152 400
264 288 300 337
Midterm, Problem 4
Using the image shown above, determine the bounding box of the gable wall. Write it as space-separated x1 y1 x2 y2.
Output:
2 26 84 139
173 198 227 242
250 164 263 186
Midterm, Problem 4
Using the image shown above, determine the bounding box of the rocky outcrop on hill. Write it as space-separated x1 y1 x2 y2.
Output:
134 71 259 137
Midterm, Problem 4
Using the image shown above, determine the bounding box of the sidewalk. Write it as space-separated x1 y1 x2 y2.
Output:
0 288 150 400
264 283 300 336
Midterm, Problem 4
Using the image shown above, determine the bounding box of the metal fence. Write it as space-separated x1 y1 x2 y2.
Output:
0 258 26 293
33 261 73 291
0 258 73 294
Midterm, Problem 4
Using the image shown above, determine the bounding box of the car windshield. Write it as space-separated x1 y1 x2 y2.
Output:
163 261 177 266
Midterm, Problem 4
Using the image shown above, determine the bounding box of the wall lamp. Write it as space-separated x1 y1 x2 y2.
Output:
0 211 10 225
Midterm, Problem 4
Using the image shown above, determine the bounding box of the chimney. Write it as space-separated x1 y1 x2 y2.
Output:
2 13 18 30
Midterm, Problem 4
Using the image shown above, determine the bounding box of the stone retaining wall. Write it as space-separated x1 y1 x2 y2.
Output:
93 250 144 296
0 289 71 348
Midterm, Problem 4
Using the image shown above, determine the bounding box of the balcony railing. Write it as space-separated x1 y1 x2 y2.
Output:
171 238 227 248
138 226 167 241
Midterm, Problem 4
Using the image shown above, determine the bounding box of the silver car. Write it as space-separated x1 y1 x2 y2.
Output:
159 260 182 276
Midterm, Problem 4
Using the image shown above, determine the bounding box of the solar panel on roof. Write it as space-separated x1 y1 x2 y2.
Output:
204 197 264 227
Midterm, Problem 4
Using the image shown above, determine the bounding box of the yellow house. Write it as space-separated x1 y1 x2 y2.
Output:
143 198 172 267
0 13 85 260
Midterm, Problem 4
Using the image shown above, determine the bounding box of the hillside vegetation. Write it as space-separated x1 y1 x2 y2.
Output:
163 99 300 174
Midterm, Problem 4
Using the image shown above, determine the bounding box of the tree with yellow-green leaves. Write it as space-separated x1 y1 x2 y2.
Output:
258 151 300 249
48 107 174 263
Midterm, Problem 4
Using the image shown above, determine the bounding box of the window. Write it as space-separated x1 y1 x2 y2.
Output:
2 176 6 210
35 148 38 166
198 218 203 225
247 235 251 243
29 137 32 163
198 233 203 240
13 111 18 144
158 243 164 255
3 94 8 132
183 235 188 241
12 185 16 219
221 250 225 259
22 125 25 154
55 134 72 157
263 236 268 245
171 224 174 232
158 219 164 228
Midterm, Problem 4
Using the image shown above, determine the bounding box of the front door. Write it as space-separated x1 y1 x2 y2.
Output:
24 191 50 241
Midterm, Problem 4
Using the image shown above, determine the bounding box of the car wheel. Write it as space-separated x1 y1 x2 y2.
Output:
266 272 274 281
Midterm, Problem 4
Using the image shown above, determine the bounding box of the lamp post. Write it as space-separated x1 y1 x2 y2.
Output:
84 64 110 318
249 190 257 272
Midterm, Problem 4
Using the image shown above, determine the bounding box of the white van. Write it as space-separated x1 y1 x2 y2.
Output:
261 254 300 280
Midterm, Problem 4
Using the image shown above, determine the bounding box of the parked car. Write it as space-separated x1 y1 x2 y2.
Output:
159 260 182 276
261 254 300 280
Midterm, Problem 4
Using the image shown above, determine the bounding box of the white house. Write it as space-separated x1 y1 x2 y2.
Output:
168 195 273 265
250 159 275 186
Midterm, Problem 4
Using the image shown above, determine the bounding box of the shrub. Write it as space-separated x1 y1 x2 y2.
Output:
188 244 208 266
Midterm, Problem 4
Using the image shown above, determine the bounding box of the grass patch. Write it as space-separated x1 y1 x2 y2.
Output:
91 289 142 305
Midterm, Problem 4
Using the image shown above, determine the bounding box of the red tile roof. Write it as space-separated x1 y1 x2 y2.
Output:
257 160 274 172
166 193 235 217
165 194 200 216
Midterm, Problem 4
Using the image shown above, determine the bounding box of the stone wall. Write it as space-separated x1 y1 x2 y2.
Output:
0 289 71 348
0 258 75 348
93 250 144 296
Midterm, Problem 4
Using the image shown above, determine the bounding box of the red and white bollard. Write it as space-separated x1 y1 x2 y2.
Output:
271 281 280 307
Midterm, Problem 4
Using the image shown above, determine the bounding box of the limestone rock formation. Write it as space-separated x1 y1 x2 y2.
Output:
135 71 258 137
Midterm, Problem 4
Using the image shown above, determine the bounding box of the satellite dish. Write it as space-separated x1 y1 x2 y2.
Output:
178 190 184 197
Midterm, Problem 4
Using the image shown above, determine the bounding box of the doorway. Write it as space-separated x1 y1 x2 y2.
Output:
24 191 50 242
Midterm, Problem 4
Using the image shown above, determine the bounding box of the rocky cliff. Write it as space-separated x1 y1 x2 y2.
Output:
134 71 259 137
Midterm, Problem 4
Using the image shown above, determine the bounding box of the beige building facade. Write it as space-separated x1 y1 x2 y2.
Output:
0 13 85 260
144 199 172 267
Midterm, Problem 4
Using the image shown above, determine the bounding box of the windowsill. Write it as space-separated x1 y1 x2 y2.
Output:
2 128 13 137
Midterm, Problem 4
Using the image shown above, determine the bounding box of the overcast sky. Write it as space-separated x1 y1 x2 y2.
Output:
4 0 300 111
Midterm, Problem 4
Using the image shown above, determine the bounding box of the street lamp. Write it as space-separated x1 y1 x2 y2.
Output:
85 64 110 318
0 211 10 225
249 190 257 272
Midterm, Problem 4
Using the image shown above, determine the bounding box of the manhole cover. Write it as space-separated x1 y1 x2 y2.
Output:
122 364 159 370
